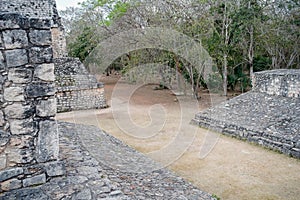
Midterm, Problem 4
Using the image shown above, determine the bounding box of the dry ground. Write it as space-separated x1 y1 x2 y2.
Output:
57 75 300 200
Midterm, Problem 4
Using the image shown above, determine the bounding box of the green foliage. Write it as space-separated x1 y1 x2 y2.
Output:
68 27 97 62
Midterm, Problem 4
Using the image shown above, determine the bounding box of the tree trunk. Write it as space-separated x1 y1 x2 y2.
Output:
223 54 228 96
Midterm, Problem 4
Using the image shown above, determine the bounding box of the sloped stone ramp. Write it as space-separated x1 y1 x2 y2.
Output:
192 91 300 159
0 122 213 200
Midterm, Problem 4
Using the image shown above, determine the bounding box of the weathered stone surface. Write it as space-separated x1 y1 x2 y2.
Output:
45 161 65 177
29 18 51 29
37 120 59 163
0 154 6 170
29 47 52 64
193 70 300 159
8 68 32 83
4 104 33 119
3 30 28 49
29 30 52 46
10 118 36 135
34 63 55 82
36 99 56 117
1 178 22 191
75 188 92 200
5 49 28 67
0 13 29 30
0 52 5 70
253 69 300 98
9 135 34 149
5 147 34 165
26 83 55 98
4 87 24 101
0 110 4 127
0 130 10 146
0 167 23 182
54 58 107 112
23 174 46 187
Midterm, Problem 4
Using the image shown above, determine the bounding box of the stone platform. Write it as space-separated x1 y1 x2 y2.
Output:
0 122 213 200
192 91 300 158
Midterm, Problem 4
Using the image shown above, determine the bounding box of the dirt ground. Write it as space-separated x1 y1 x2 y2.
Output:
56 75 300 200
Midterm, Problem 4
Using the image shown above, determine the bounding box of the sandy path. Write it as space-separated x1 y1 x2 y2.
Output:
56 79 300 200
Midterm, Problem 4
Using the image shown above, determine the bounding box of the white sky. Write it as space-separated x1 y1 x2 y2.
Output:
56 0 84 10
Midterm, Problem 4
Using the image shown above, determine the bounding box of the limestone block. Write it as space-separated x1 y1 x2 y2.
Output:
5 49 28 67
3 30 28 49
22 173 46 187
4 87 24 101
8 68 32 83
36 99 56 117
45 161 65 177
26 83 55 97
37 120 59 163
10 118 36 135
5 147 34 165
29 30 52 46
0 13 29 30
0 52 4 71
0 167 23 182
34 63 55 82
4 104 33 119
1 178 22 191
29 47 52 64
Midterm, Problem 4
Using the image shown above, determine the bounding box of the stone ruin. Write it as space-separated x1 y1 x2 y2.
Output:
55 57 107 112
0 0 106 192
193 69 300 158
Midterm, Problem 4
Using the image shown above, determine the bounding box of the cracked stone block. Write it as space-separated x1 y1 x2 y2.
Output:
29 47 52 64
3 30 28 49
45 161 65 177
29 30 52 46
1 178 22 191
8 68 32 84
34 63 55 82
37 120 59 163
4 104 33 119
26 83 55 98
36 99 56 117
22 173 46 187
4 87 24 101
0 167 23 182
10 118 36 135
4 49 28 67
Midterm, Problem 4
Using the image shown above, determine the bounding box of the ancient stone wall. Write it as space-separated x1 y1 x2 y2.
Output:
0 13 64 192
253 69 300 98
0 0 68 58
55 58 107 112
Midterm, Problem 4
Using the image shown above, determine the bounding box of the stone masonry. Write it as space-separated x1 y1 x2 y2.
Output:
193 69 300 159
0 0 68 58
55 57 107 112
0 13 64 192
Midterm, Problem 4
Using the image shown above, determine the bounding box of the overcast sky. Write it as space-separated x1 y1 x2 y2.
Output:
56 0 84 10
